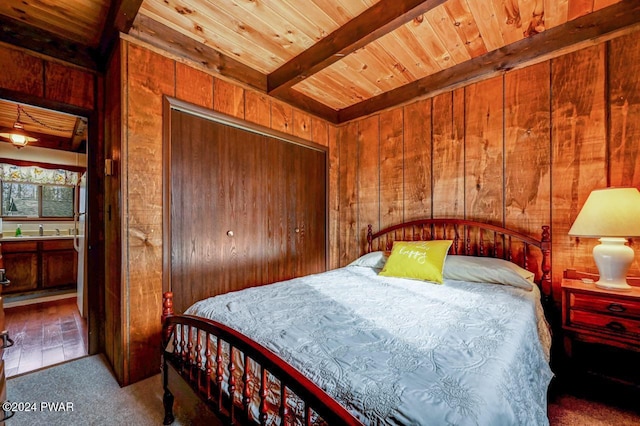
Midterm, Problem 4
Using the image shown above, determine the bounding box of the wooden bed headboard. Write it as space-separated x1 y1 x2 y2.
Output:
366 219 551 301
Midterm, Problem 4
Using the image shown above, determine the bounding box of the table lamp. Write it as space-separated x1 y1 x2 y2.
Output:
568 187 640 291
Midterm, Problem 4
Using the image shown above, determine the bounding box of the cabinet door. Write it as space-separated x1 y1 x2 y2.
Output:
3 252 38 293
42 249 77 288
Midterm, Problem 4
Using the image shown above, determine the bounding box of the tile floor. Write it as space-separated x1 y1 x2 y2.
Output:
3 296 87 377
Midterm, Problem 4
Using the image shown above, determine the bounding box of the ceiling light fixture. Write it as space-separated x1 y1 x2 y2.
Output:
0 105 39 149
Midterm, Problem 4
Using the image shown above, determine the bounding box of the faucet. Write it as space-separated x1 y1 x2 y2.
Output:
55 228 60 236
38 224 44 236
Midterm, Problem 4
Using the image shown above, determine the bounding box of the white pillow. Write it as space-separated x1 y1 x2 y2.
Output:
348 251 388 269
443 255 534 291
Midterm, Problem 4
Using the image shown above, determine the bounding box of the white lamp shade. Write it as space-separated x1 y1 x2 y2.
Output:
568 187 640 237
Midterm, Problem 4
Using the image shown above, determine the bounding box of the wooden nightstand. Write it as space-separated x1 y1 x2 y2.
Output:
562 270 640 357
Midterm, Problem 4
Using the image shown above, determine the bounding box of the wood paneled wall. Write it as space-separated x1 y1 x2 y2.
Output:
0 44 95 111
336 31 640 304
111 38 335 385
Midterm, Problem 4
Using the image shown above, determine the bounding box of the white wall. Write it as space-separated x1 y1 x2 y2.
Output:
0 142 87 167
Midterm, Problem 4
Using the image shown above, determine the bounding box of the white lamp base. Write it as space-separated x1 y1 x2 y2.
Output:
593 237 634 292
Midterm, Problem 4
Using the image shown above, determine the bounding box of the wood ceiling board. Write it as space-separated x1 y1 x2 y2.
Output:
0 0 109 47
0 98 85 151
399 15 456 72
0 100 77 139
129 14 267 91
424 5 473 65
267 0 446 94
295 60 382 110
139 0 288 73
568 0 595 20
464 0 505 52
543 0 569 29
442 0 487 57
0 15 97 70
338 0 640 122
374 27 439 80
594 0 619 10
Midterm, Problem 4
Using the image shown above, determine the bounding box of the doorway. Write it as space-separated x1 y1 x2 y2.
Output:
0 98 90 376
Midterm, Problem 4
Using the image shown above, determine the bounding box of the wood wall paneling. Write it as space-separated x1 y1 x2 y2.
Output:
464 76 504 225
504 62 551 277
271 101 293 134
432 89 465 218
608 33 640 274
551 45 607 301
0 44 44 98
379 108 404 230
245 90 271 128
328 125 340 269
504 62 551 237
357 115 380 251
44 62 95 110
213 78 245 118
175 63 214 109
403 99 432 222
293 110 312 140
338 122 359 266
311 118 329 147
125 42 175 384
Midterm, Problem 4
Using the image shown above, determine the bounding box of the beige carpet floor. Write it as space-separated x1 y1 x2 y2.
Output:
6 354 640 425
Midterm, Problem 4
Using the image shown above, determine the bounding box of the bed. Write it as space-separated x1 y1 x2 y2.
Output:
161 219 553 425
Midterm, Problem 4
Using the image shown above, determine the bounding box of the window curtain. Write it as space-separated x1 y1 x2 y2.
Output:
0 163 80 186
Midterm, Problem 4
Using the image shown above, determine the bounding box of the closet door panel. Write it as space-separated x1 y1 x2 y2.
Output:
225 126 268 291
266 138 287 283
171 110 226 313
170 107 326 313
289 144 326 278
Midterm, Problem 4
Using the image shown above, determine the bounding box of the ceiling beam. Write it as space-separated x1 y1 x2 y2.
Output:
338 0 640 123
97 0 145 70
0 15 97 70
267 0 446 95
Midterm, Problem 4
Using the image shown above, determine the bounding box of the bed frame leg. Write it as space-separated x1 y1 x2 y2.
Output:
162 356 175 425
163 388 175 425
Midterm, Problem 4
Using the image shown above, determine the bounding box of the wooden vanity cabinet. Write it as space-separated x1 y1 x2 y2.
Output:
41 240 77 289
1 242 38 293
2 239 77 294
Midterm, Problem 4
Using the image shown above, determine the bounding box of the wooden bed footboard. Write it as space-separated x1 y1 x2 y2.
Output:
161 292 363 426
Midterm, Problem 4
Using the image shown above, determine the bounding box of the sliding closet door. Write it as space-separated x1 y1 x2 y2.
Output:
170 110 268 312
169 108 326 314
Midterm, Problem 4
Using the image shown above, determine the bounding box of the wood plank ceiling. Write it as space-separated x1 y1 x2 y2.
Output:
1 0 640 124
0 99 87 152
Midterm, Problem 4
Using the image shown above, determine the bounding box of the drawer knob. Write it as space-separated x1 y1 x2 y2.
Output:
607 303 626 313
605 321 626 333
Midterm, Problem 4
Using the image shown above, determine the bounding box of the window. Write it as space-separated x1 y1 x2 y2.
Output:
2 182 75 219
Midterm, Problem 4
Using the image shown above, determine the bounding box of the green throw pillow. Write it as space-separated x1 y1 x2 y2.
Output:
378 240 453 283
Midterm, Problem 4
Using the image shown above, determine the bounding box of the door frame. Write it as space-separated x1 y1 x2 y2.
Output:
0 88 104 355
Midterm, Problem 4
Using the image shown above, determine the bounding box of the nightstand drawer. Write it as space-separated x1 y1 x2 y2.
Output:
570 293 640 318
569 309 640 338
